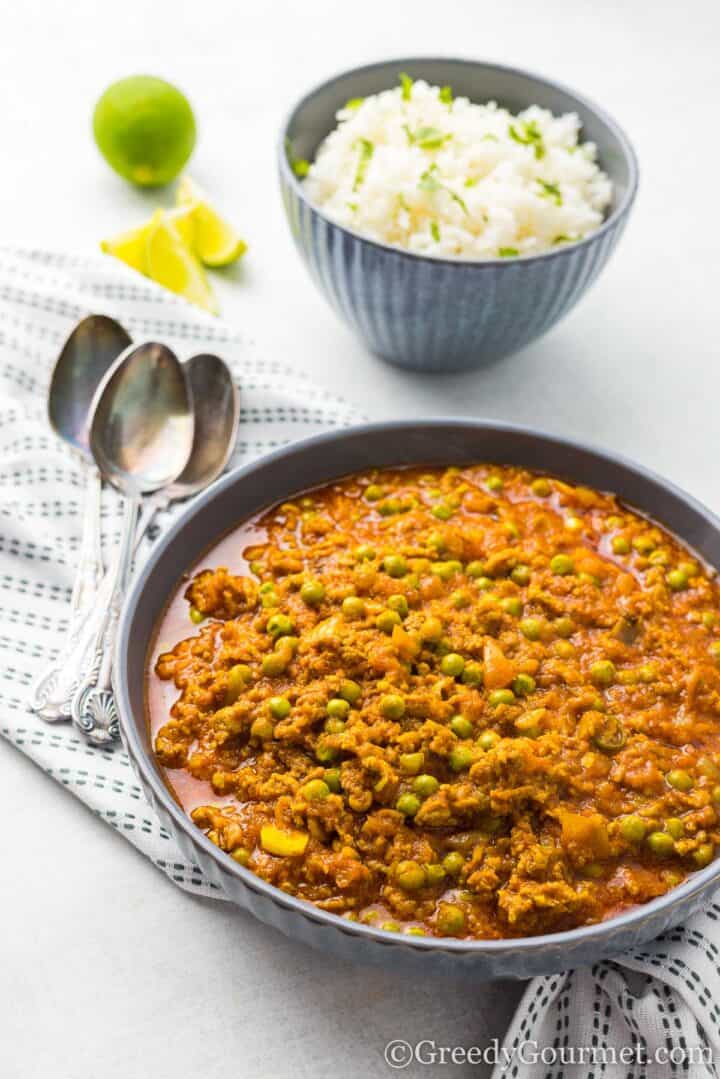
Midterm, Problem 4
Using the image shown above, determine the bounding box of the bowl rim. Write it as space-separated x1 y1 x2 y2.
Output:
277 54 640 268
118 418 720 955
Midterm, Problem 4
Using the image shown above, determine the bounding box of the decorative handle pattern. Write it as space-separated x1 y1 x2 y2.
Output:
70 496 139 745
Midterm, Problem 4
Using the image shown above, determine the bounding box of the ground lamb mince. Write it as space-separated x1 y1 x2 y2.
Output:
149 465 720 940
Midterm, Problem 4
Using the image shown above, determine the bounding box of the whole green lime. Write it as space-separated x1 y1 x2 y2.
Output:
93 75 196 187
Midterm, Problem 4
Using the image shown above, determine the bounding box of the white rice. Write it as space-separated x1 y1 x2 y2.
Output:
303 78 612 260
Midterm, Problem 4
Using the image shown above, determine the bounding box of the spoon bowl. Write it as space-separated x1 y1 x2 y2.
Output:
49 314 132 459
90 342 194 496
167 352 239 499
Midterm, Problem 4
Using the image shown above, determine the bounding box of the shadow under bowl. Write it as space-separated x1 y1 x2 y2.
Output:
279 57 638 373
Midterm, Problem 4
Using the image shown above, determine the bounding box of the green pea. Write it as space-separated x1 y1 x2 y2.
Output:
680 560 699 579
449 745 474 771
440 653 465 677
339 679 362 704
693 842 715 868
300 579 325 606
262 652 288 677
647 831 675 857
590 660 616 686
489 688 515 707
376 609 402 634
710 642 720 664
412 774 440 798
365 484 384 501
477 730 500 751
702 611 717 629
396 793 420 817
261 591 279 608
476 576 494 592
550 554 574 576
553 617 574 639
326 697 350 720
231 847 250 866
442 851 465 876
666 769 693 792
399 751 424 775
461 661 483 686
466 561 486 579
226 663 252 702
436 902 466 936
531 477 551 497
428 530 447 552
269 695 291 719
632 534 655 554
387 594 409 617
450 715 473 738
379 498 404 516
315 739 338 763
381 694 405 719
259 581 275 595
620 815 646 843
520 618 541 641
432 503 454 520
666 569 689 592
383 554 408 578
431 561 456 581
248 560 263 577
486 475 503 492
451 589 471 609
324 768 342 792
512 673 536 697
302 778 330 801
342 596 366 620
612 536 631 555
501 597 523 617
395 859 426 890
666 818 685 839
355 544 376 561
511 564 531 586
267 613 294 638
189 605 205 624
425 863 446 887
250 716 274 741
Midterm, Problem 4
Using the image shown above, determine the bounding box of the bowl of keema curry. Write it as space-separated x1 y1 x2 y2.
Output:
117 420 720 978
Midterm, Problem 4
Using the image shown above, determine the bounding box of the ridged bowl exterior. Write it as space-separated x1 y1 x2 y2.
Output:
278 58 638 372
117 420 720 980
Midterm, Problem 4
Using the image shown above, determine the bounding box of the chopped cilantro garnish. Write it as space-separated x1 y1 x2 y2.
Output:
553 234 580 245
464 177 479 188
536 179 562 206
404 125 450 150
396 194 411 212
430 221 441 242
419 165 441 192
399 72 413 101
344 97 364 110
508 120 545 159
419 165 468 214
481 133 499 142
498 247 519 258
352 138 374 191
439 85 453 106
285 137 311 178
347 202 359 213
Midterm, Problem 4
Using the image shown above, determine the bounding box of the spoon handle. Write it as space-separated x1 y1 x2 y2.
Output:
70 496 139 745
28 466 105 720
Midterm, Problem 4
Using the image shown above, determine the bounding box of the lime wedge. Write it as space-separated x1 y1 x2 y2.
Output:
176 175 247 267
100 215 157 273
146 210 218 314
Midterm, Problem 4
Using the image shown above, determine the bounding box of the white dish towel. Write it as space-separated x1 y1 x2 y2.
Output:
1 247 718 1079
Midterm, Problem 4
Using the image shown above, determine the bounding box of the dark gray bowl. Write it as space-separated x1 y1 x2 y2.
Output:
116 420 720 979
278 58 638 373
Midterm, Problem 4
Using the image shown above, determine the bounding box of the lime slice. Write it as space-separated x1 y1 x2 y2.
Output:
176 175 247 267
146 210 218 314
93 76 196 187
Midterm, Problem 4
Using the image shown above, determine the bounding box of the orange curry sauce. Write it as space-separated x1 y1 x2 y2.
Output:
147 465 720 939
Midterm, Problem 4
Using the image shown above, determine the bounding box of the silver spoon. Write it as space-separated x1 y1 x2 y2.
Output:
70 342 194 744
29 314 132 719
135 352 240 541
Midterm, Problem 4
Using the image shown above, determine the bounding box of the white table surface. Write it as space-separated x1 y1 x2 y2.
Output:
1 1 718 1075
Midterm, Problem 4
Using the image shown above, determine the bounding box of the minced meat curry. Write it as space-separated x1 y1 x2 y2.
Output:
149 465 720 939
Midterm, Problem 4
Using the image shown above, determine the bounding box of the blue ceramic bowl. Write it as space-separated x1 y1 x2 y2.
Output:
117 420 720 980
278 58 638 373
